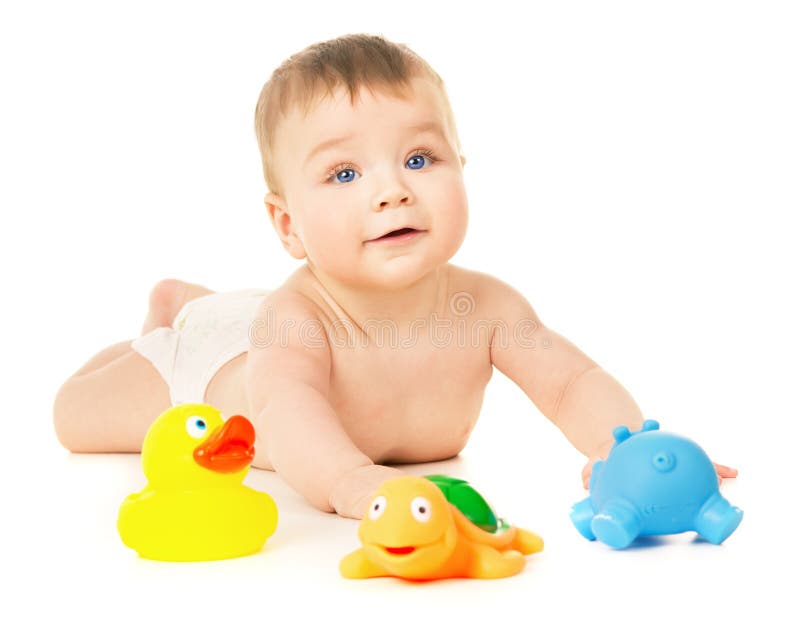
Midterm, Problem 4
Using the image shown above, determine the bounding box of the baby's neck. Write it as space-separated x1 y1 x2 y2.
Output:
306 263 450 330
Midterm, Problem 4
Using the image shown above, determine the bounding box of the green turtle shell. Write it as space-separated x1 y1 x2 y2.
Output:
425 474 509 533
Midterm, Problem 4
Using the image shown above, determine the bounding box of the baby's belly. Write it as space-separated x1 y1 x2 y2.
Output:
364 418 476 465
332 387 488 465
250 410 479 471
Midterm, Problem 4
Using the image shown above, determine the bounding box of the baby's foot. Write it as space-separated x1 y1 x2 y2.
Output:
141 279 190 335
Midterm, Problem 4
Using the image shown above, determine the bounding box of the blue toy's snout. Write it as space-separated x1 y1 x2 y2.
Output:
651 450 676 472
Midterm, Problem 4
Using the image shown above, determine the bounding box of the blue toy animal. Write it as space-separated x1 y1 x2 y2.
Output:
570 420 743 549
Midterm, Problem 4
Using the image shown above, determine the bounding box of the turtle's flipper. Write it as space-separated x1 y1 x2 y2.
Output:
512 528 544 555
452 505 543 557
339 548 389 579
451 506 516 549
467 544 526 579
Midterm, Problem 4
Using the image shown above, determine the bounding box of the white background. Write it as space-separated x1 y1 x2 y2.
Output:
2 1 798 636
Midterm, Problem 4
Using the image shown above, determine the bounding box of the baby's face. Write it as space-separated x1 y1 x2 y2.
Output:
268 76 468 290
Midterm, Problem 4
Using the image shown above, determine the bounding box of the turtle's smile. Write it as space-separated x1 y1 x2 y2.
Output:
373 537 444 560
384 546 416 555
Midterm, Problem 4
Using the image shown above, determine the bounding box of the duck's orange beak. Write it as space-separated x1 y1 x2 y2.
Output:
193 415 255 474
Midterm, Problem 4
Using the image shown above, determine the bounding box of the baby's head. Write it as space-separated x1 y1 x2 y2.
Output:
254 34 468 291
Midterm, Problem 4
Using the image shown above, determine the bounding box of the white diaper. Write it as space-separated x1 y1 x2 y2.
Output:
131 288 271 405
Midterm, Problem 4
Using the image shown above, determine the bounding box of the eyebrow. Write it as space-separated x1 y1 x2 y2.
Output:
303 121 447 167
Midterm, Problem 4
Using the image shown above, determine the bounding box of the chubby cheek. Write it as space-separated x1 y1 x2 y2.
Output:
300 201 360 270
430 175 469 254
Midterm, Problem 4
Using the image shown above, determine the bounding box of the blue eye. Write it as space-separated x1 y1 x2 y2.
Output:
328 151 435 184
406 154 431 170
334 168 358 184
185 416 208 439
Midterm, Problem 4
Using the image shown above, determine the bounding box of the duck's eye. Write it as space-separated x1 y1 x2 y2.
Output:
185 416 208 439
368 495 387 520
410 497 432 523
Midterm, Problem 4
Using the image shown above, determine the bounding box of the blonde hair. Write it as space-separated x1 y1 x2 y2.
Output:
254 33 460 195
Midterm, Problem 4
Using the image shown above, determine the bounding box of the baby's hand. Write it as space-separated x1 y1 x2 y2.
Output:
330 465 407 519
581 440 613 490
581 459 597 490
712 462 739 483
580 443 739 490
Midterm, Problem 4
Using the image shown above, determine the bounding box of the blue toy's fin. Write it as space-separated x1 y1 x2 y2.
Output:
570 498 596 541
590 499 642 549
641 419 660 432
612 421 660 449
612 426 632 444
694 492 744 544
589 460 603 492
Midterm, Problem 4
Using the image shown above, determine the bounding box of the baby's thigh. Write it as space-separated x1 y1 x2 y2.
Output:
54 343 171 452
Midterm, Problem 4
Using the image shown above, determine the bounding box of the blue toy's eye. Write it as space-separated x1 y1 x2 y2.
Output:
652 451 676 472
185 416 208 439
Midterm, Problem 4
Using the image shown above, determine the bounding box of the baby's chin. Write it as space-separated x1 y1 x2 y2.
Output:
358 259 444 291
309 248 448 293
316 265 435 294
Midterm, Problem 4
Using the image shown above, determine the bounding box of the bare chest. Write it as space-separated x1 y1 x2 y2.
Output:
327 325 493 464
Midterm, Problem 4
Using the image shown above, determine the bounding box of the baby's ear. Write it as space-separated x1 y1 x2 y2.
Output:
264 192 306 260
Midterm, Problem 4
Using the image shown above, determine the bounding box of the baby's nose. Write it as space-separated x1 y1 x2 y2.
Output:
372 181 414 211
375 194 410 210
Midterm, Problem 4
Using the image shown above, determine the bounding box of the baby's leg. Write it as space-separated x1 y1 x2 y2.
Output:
53 341 171 453
141 278 215 334
55 279 216 453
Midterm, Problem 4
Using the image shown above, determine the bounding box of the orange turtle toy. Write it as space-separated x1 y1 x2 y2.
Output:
340 476 543 581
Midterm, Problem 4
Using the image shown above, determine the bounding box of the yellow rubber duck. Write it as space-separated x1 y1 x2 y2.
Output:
340 476 543 580
117 404 278 561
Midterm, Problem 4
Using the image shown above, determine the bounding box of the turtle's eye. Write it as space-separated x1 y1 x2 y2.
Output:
185 416 208 439
368 495 387 520
411 497 432 523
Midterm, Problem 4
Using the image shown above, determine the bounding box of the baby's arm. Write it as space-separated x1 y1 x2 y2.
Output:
488 278 642 464
245 292 403 519
487 278 737 486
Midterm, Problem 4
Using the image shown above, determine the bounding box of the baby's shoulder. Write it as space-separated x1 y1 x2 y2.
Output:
250 275 324 322
446 264 526 309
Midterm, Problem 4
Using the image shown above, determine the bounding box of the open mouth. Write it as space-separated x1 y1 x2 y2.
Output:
369 227 425 243
381 227 416 238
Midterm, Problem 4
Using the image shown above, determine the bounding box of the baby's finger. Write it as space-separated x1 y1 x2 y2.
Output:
581 465 592 489
713 462 739 480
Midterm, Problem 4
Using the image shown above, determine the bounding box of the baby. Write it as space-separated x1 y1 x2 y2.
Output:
53 34 737 519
